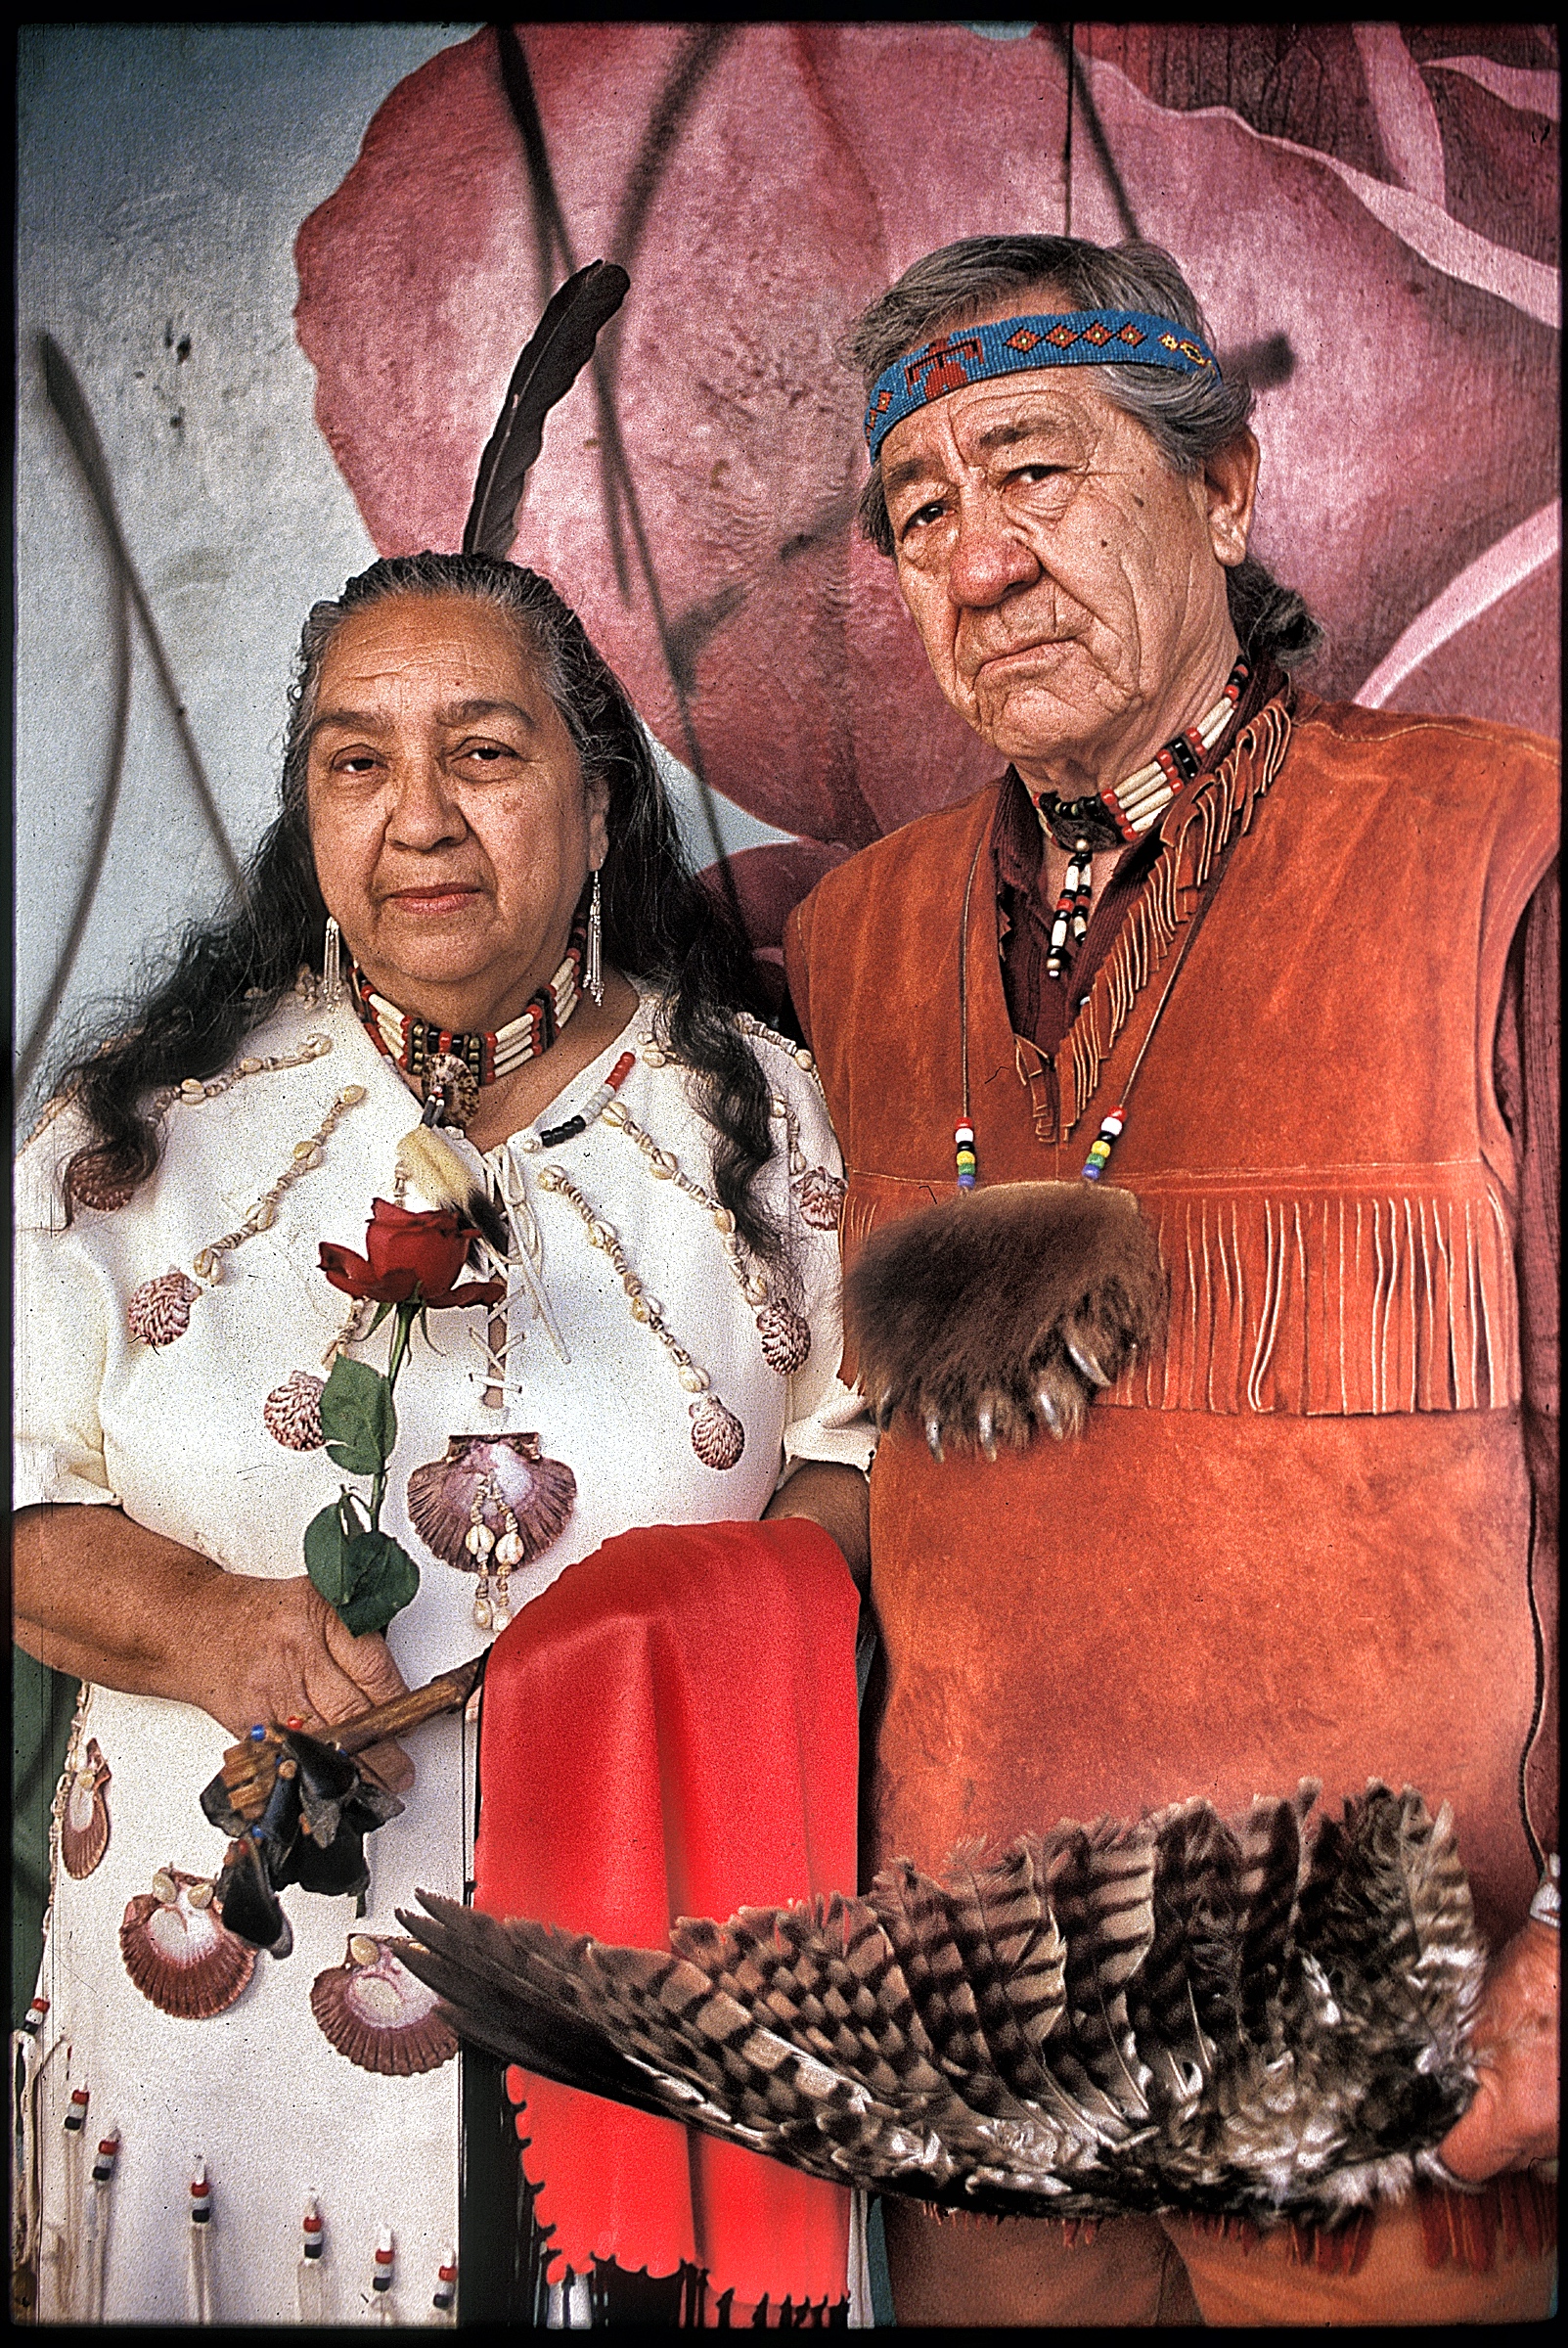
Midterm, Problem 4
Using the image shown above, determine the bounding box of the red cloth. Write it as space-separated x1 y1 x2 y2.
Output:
472 1516 860 2306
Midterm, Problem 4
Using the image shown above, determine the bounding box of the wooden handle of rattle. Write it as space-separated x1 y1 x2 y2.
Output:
326 1653 487 1755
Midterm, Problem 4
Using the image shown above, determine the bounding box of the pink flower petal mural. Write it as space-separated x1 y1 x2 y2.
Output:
294 22 1558 942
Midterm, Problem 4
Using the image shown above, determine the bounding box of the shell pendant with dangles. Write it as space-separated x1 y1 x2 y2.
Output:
406 1434 577 1633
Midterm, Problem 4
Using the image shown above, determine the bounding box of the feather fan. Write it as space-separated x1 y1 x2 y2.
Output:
463 260 630 560
399 1782 1488 2229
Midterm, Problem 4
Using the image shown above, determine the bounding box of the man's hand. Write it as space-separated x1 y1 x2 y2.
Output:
1437 1918 1559 2180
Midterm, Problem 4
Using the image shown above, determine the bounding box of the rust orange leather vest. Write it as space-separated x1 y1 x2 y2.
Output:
786 695 1558 1941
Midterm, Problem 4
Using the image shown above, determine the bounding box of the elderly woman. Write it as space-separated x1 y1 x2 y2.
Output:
13 552 872 2323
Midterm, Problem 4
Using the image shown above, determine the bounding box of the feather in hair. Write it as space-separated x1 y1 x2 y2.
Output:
462 260 631 561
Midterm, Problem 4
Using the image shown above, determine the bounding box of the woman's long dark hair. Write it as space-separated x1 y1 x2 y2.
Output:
54 554 788 1267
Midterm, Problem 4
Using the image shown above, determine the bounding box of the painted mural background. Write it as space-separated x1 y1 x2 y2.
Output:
297 20 1560 970
11 22 1560 2012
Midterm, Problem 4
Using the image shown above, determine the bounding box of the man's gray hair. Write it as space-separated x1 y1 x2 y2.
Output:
850 234 1321 669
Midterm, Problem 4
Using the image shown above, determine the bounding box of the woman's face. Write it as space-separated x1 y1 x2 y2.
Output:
305 594 608 1031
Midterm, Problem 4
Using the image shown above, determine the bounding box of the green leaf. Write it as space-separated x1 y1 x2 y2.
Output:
336 1532 422 1638
368 1299 396 1336
319 1354 397 1476
303 1503 350 1608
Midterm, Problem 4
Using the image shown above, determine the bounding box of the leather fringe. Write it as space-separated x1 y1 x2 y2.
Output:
1188 2213 1262 2252
1105 1178 1521 1416
1064 701 1293 1137
1284 2208 1377 2277
930 2179 1554 2275
1416 2172 1558 2275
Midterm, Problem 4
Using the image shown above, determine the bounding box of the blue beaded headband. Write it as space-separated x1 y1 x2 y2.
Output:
864 309 1220 462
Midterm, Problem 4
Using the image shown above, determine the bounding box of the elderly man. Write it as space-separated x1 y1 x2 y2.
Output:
784 235 1557 2326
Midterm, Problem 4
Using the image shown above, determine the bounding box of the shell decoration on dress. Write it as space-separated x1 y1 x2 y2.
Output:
127 1268 202 1348
67 1151 136 1213
756 1301 812 1377
61 1737 112 1879
118 1866 257 2018
310 1934 460 2075
406 1434 577 1571
795 1168 846 1231
690 1392 745 1469
264 1369 327 1450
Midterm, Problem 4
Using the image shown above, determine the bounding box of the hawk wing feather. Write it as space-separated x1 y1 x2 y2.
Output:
397 1783 1483 2226
461 261 630 562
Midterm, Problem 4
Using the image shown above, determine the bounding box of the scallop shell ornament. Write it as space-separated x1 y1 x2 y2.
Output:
61 1738 112 1879
127 1268 202 1348
310 1935 459 2075
264 1370 326 1450
796 1169 846 1231
690 1392 745 1469
407 1434 577 1570
756 1303 811 1377
119 1867 256 2017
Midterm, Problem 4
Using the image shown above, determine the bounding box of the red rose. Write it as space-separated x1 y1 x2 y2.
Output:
319 1199 507 1310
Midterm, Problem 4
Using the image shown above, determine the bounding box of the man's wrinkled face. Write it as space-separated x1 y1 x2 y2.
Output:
879 363 1246 789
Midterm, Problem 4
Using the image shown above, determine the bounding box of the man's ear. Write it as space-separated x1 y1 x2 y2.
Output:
1204 429 1260 568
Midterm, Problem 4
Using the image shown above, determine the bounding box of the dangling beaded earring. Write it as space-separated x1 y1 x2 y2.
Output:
323 915 343 1009
585 870 604 1008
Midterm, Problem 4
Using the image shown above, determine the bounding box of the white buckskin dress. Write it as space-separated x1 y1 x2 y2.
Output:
14 979 872 2325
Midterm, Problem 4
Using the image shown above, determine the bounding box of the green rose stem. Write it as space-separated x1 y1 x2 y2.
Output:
366 1299 418 1533
312 1204 505 1637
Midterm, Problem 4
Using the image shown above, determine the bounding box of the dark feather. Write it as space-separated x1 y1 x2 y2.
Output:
397 1784 1485 2227
1236 1786 1313 2042
463 261 630 560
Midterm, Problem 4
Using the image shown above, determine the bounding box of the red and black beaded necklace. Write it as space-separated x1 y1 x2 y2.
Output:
353 911 587 1098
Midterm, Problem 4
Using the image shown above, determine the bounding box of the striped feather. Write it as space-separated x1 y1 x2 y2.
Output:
397 1781 1486 2225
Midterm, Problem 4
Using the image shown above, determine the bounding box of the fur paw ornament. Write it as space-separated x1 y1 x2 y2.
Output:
399 1780 1487 2230
844 1182 1167 1454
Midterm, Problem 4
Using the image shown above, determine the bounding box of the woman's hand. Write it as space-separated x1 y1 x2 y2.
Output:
1437 1918 1559 2180
13 1504 414 1789
181 1571 415 1791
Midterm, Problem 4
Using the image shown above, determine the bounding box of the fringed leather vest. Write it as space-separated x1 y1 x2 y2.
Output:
786 694 1558 1943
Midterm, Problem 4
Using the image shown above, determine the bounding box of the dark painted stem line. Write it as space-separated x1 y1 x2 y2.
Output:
15 551 131 1101
20 340 137 1095
605 24 739 335
39 336 242 887
494 29 744 921
496 25 632 600
1063 21 1075 236
1050 24 1141 243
